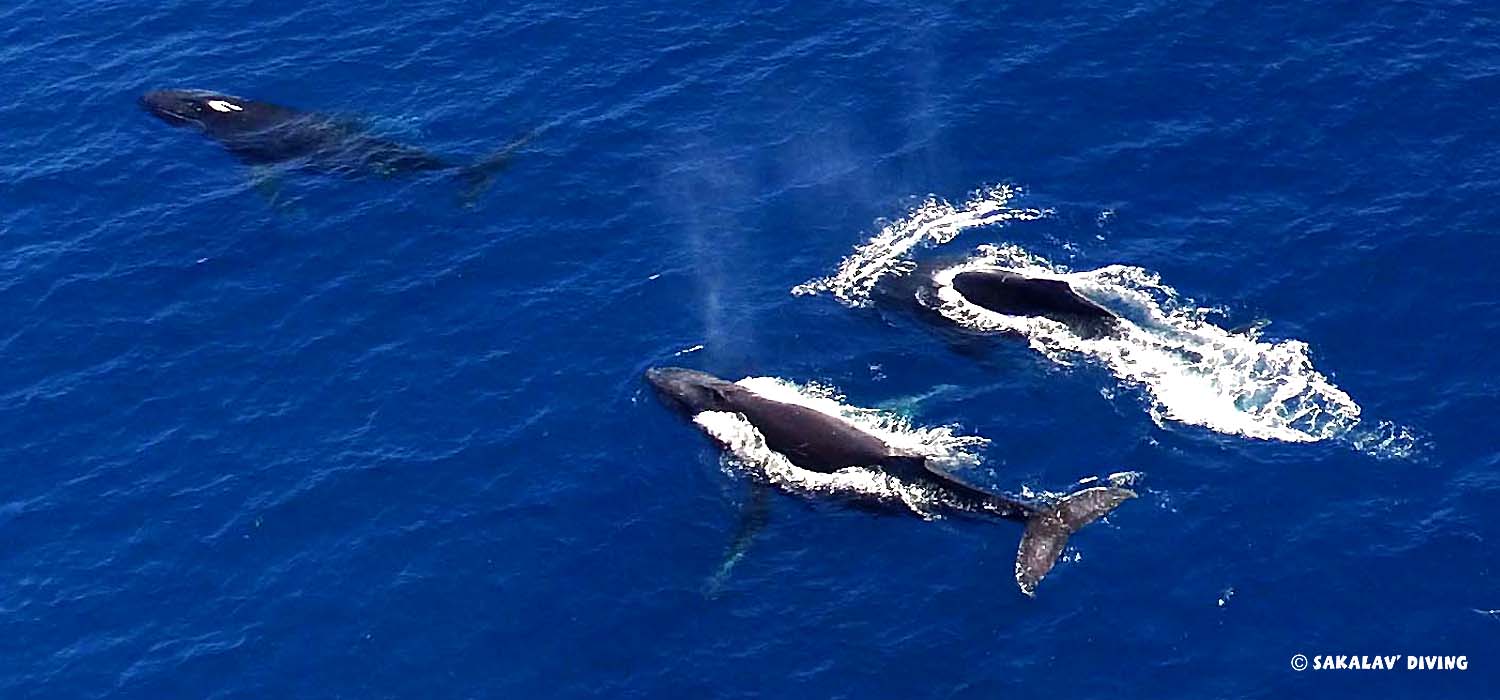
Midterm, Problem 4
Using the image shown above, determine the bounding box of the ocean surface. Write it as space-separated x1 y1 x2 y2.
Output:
2 1 1497 697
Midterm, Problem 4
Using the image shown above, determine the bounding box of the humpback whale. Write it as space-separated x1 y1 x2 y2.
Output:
948 268 1120 339
877 262 1123 340
645 367 1136 596
139 89 534 194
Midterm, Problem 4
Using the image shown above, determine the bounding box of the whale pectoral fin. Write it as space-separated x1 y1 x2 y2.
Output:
250 166 281 199
941 332 997 362
457 125 545 207
249 167 305 216
1014 486 1136 597
704 482 771 598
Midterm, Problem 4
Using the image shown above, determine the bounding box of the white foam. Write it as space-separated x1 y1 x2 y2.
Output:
930 245 1420 452
792 184 1050 305
797 188 1420 458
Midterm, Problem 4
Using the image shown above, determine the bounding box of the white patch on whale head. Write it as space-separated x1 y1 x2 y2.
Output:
206 100 243 113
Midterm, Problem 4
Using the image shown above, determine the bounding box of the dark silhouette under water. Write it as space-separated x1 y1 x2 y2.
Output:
140 88 538 198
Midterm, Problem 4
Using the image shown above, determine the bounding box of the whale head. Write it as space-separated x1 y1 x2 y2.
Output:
645 367 739 415
140 89 254 130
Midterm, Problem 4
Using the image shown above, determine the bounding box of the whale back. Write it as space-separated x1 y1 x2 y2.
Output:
722 388 896 473
210 110 447 173
951 269 1119 338
141 89 449 174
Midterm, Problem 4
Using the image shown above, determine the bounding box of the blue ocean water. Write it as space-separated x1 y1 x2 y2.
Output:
2 0 1497 696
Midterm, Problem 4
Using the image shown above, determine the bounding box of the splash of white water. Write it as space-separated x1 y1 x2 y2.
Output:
796 188 1419 457
792 184 1050 305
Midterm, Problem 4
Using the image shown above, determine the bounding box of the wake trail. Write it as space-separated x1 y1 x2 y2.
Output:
794 186 1420 459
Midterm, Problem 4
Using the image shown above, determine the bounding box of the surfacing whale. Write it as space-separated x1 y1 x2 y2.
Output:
645 367 1136 596
875 261 1122 340
948 268 1120 339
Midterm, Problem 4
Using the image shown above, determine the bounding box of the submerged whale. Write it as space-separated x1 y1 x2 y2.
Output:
139 89 534 194
645 367 1136 596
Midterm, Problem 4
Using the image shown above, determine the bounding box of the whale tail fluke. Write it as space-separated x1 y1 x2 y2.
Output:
458 125 545 205
1014 486 1136 596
